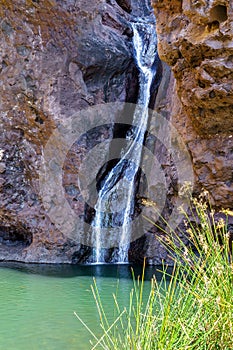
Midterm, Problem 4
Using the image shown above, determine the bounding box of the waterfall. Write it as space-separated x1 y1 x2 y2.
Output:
92 17 158 264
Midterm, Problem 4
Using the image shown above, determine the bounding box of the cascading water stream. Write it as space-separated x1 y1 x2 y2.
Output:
92 18 158 264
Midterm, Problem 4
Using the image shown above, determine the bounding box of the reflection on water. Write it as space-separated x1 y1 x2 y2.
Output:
0 262 172 280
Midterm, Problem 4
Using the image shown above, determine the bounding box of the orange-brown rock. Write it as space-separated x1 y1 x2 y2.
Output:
153 0 233 208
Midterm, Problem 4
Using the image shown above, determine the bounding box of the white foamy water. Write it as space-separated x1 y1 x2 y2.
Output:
92 19 158 263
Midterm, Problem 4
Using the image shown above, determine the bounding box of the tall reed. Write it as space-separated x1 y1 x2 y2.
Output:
75 195 233 349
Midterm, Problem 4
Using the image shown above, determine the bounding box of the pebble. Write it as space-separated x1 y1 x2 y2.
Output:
0 163 6 174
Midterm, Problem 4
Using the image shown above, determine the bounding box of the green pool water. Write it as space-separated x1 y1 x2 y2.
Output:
0 263 166 350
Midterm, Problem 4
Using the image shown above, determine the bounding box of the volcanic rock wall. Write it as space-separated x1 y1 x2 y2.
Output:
0 0 156 263
153 0 233 208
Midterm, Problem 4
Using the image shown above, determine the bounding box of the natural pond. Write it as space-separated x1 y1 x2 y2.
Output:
0 263 166 350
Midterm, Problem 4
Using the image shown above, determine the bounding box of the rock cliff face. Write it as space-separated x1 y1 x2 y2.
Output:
153 0 233 208
1 0 232 264
0 0 160 263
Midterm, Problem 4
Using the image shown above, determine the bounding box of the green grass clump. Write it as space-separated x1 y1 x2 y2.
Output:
75 196 233 349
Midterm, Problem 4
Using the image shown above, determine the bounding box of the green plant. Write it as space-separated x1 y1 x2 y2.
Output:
75 195 233 349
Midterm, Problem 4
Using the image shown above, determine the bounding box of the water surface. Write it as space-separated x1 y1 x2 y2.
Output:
0 263 166 350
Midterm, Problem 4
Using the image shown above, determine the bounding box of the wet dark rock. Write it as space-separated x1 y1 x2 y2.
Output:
116 0 132 13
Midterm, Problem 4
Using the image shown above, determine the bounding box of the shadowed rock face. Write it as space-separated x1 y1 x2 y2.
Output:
0 0 160 263
153 0 233 208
